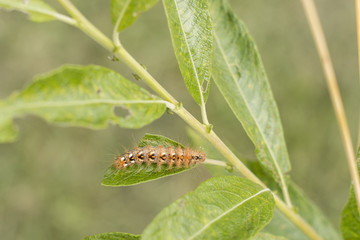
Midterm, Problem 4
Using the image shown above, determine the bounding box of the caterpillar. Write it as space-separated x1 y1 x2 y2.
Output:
113 146 206 169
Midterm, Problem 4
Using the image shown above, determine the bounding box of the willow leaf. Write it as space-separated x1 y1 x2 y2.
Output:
162 0 213 105
188 128 339 240
142 176 274 240
209 0 290 192
0 65 166 142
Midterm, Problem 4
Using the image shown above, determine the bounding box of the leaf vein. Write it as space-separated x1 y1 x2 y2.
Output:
213 32 287 188
188 188 270 240
172 0 205 107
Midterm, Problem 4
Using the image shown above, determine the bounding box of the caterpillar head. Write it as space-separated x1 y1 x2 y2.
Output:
113 156 127 169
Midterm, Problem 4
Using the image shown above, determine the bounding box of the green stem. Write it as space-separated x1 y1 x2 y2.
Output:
56 0 322 239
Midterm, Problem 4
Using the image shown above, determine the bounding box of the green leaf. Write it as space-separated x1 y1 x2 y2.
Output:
111 0 159 32
83 232 141 240
162 0 213 105
209 0 290 191
0 0 57 22
138 133 184 148
251 232 287 240
102 134 197 186
187 128 339 239
341 147 360 239
142 176 275 240
0 65 166 142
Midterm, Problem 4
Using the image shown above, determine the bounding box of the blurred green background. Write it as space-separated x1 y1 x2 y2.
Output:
0 0 358 239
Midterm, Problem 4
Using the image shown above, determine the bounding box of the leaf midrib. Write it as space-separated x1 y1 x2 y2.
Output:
1 99 167 113
213 31 287 185
172 0 206 106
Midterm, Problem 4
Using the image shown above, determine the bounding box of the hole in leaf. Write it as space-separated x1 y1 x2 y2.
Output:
113 106 131 118
202 79 210 93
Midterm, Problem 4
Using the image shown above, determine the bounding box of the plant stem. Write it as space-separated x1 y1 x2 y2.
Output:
301 0 360 215
274 195 322 240
57 0 322 238
174 107 321 240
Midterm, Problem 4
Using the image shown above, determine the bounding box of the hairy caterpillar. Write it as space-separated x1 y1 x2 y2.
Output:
113 146 206 169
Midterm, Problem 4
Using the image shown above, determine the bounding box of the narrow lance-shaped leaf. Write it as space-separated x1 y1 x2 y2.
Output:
341 147 360 239
209 0 291 190
0 0 57 22
0 65 166 142
111 0 159 32
142 176 274 240
162 0 213 105
188 128 340 240
102 134 202 186
83 232 141 240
